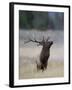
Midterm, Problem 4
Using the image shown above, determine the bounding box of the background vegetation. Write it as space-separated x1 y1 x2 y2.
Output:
19 11 64 30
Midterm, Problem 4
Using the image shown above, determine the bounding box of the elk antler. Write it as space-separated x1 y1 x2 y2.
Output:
24 38 41 44
24 36 50 45
46 37 50 42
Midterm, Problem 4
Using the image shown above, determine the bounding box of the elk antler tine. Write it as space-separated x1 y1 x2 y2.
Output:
24 40 30 44
43 36 44 41
37 43 40 46
46 37 50 41
43 36 44 40
34 37 36 41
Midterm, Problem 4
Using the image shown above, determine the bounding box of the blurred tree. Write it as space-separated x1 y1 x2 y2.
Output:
19 11 64 30
19 11 33 29
32 11 48 30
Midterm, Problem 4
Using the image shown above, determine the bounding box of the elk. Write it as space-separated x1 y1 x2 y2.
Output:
24 36 53 71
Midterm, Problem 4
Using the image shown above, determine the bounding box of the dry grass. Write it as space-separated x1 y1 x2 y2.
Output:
19 60 64 79
19 46 64 79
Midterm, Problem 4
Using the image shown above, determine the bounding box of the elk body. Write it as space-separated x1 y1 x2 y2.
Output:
24 37 53 71
38 40 53 71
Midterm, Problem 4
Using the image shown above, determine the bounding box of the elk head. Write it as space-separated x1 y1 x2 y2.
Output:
40 36 53 49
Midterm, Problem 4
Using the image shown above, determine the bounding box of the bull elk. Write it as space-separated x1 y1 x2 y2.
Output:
24 36 53 71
